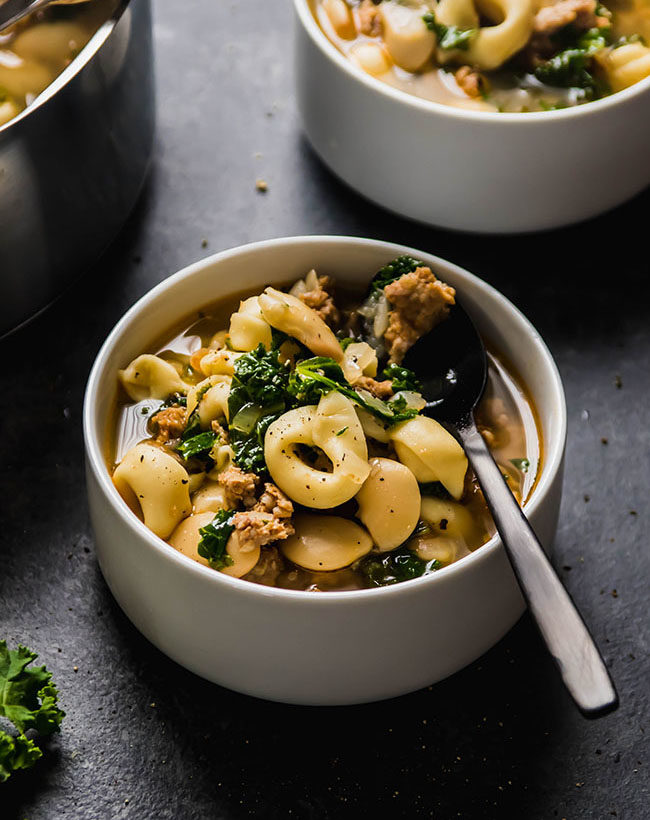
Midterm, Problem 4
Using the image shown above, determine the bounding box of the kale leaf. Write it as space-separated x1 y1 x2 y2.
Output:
197 510 236 569
0 641 65 782
288 357 418 425
177 430 218 462
382 363 422 393
370 256 422 293
423 12 477 51
534 26 611 91
360 547 440 587
228 345 291 474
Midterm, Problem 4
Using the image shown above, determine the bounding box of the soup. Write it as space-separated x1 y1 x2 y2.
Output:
313 0 650 112
0 0 119 127
110 258 542 591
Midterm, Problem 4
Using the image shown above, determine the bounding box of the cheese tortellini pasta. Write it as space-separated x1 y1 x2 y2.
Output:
111 256 538 591
113 443 191 539
315 0 650 113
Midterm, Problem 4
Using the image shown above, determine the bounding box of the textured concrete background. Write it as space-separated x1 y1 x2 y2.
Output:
1 0 648 817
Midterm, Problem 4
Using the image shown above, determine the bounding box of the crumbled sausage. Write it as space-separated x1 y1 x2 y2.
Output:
355 375 394 399
151 406 187 443
254 482 294 519
298 273 341 329
218 464 260 509
357 0 382 37
211 419 230 444
455 66 489 99
383 266 456 364
232 510 294 550
529 0 610 59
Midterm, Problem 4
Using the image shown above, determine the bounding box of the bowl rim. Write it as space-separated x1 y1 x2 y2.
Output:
293 0 650 124
83 235 567 604
0 0 133 136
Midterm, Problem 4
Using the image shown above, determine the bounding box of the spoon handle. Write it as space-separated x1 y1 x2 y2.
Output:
457 417 618 718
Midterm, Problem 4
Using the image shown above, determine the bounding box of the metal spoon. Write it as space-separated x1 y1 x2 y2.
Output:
403 301 619 718
0 0 88 32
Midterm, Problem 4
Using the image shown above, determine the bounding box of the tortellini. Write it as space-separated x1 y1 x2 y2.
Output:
119 354 187 401
168 512 261 578
113 443 191 539
187 376 231 427
197 349 243 377
355 458 421 551
321 0 357 40
596 42 650 92
228 296 272 352
220 531 261 579
191 480 228 514
258 287 343 361
169 511 215 567
410 496 484 563
379 1 437 72
435 0 535 70
390 416 468 500
264 391 370 508
281 514 373 571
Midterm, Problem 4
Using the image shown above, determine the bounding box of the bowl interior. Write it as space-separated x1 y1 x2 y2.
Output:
85 236 566 592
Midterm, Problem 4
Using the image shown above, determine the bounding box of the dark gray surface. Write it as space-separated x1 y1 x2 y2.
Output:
1 1 648 817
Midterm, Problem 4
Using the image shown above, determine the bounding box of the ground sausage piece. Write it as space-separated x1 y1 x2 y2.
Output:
254 482 294 519
355 375 394 399
210 419 230 444
357 0 382 37
298 273 340 329
232 510 294 550
218 464 260 509
530 0 610 58
383 266 456 364
455 66 489 99
151 406 187 443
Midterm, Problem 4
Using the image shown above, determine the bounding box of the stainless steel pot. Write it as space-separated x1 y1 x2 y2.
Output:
0 0 154 336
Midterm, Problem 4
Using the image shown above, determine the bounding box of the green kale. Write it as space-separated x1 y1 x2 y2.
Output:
370 256 422 293
534 26 611 91
0 641 65 782
176 430 218 461
228 345 291 474
288 357 418 425
360 547 440 587
382 363 422 393
339 337 355 351
231 344 290 409
510 457 530 473
423 12 477 51
197 510 236 569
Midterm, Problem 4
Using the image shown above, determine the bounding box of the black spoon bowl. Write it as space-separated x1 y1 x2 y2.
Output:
403 301 619 719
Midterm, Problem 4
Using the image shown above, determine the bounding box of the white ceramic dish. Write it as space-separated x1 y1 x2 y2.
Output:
293 0 650 234
83 236 567 705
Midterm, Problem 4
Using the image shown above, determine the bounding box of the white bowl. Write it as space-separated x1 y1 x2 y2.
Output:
83 236 567 705
293 0 650 233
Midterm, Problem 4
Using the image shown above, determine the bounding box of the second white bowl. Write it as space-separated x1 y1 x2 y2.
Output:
294 0 650 233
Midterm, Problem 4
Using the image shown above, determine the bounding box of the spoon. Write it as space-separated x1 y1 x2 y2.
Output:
403 300 619 718
0 0 88 32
